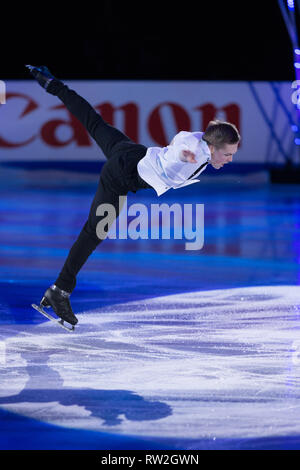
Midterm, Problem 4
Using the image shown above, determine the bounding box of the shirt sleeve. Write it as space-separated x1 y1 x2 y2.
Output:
169 131 199 161
170 131 191 146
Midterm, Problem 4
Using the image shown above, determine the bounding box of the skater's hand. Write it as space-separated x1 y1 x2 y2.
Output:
180 150 197 163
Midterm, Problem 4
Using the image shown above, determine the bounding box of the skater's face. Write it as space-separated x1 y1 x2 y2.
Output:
209 143 239 170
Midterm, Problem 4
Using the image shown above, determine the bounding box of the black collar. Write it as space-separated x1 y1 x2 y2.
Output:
187 161 209 180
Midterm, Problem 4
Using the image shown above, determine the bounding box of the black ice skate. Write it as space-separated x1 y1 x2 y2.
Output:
32 285 78 332
25 64 58 91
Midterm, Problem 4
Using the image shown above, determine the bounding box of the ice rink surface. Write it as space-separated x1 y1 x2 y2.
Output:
0 170 300 449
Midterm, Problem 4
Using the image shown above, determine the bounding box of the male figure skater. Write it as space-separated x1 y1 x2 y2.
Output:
26 65 240 330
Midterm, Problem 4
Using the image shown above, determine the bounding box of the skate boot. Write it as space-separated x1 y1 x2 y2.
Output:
32 285 78 332
42 284 78 324
25 65 61 91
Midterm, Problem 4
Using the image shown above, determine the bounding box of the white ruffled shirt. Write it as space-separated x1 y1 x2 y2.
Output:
137 131 211 196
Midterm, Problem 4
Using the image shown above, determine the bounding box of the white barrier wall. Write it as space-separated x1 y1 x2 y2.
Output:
0 80 298 164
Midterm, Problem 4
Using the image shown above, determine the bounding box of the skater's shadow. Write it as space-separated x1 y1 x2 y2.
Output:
0 351 171 426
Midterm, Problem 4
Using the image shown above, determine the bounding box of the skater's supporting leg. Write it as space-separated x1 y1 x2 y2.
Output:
54 171 124 293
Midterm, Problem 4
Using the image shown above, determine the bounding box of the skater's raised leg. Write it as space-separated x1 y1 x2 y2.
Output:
26 65 133 160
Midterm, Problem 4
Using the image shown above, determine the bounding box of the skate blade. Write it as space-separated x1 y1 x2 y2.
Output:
32 304 75 332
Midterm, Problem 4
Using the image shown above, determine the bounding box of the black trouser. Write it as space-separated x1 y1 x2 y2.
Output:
47 82 152 293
